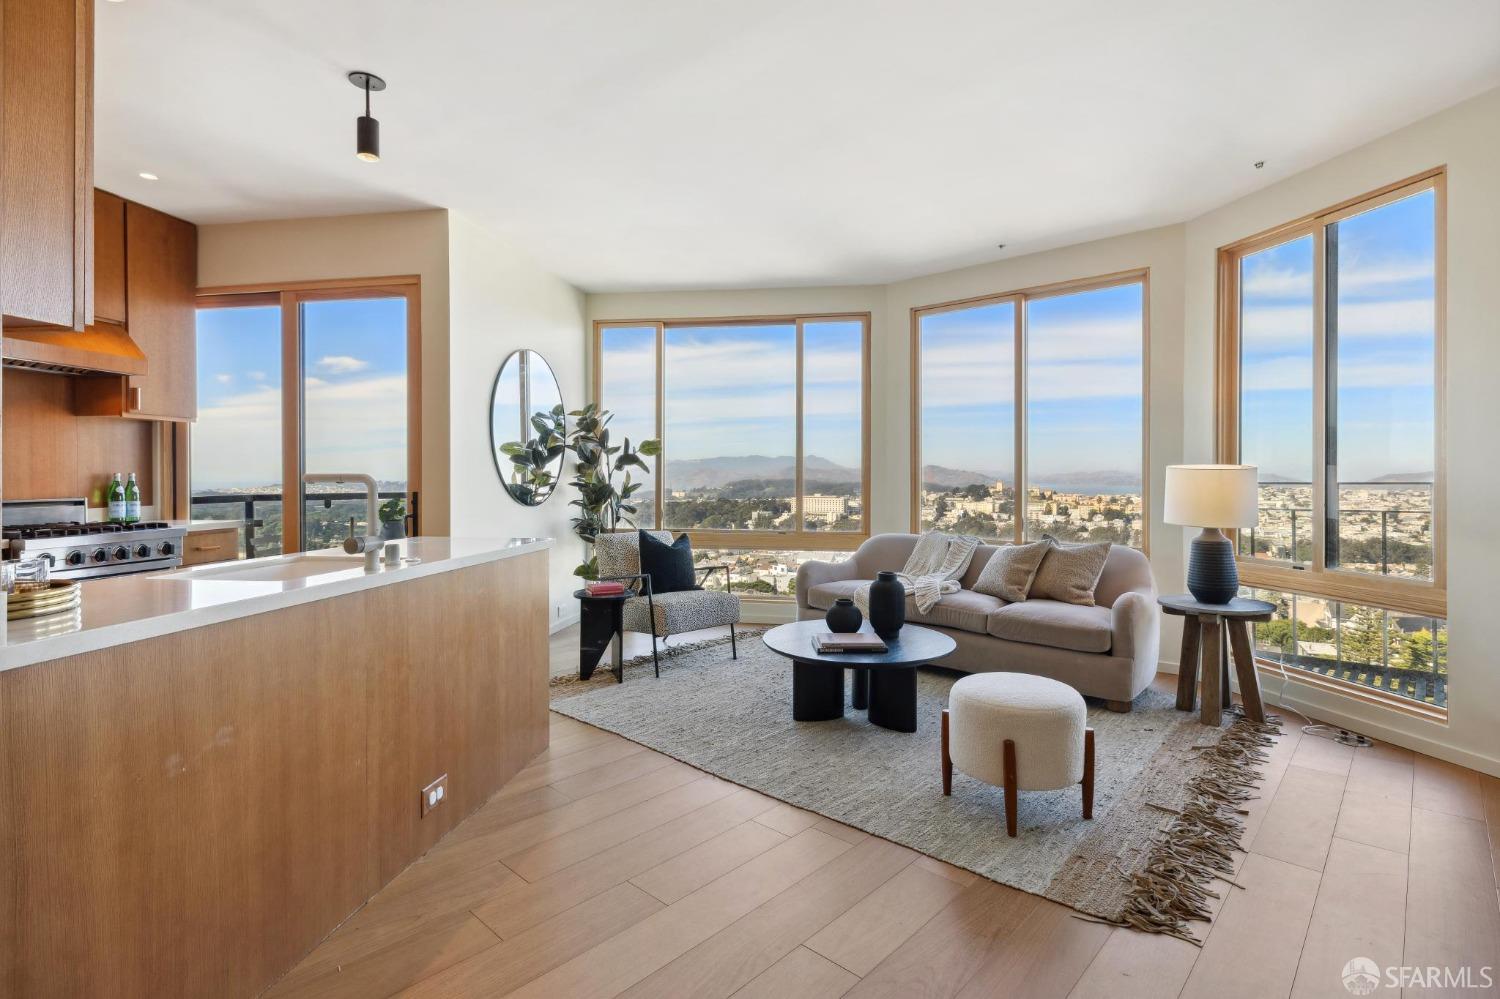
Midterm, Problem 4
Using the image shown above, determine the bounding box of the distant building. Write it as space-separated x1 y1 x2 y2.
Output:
750 509 776 529
803 494 849 522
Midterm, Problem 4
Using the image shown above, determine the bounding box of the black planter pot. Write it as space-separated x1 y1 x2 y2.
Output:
867 571 906 641
824 598 863 633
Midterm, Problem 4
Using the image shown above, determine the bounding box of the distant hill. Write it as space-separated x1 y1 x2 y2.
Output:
921 465 1004 489
666 455 859 490
1367 472 1435 484
1029 469 1141 492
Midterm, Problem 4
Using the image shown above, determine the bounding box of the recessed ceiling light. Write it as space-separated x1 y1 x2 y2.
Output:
1254 161 1265 169
138 172 159 181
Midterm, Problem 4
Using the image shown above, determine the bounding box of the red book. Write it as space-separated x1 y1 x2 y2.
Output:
586 581 626 596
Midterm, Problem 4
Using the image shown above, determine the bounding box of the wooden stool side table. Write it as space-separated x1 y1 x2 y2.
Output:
1158 595 1274 726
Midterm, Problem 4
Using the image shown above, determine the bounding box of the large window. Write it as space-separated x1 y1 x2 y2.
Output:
594 314 870 598
188 279 421 557
913 272 1147 549
1219 170 1444 713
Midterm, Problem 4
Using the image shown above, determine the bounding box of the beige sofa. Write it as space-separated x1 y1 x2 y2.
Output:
796 534 1160 710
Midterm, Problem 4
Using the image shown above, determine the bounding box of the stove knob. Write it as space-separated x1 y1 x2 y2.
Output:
135 544 153 559
65 550 86 567
111 545 130 561
90 548 109 564
157 540 177 557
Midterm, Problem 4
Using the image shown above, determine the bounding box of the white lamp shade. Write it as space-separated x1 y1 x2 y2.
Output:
1163 464 1259 528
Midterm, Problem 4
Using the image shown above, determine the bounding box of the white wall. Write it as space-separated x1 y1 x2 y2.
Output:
198 209 453 535
1183 87 1500 774
447 213 589 627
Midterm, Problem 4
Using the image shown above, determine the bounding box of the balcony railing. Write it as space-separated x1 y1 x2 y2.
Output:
1241 481 1433 577
190 492 406 559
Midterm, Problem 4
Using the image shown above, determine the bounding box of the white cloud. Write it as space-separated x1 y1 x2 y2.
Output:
192 375 409 488
316 354 370 374
214 373 234 385
1241 297 1433 348
247 370 268 382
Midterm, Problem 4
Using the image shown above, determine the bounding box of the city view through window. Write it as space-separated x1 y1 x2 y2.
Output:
597 318 867 597
191 296 411 556
917 280 1145 548
1232 181 1441 707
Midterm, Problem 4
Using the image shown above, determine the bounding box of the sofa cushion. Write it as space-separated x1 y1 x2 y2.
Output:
1029 541 1111 606
971 540 1052 602
986 600 1113 654
909 589 1005 634
805 578 866 611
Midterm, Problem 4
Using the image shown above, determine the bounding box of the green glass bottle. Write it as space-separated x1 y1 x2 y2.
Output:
124 472 142 524
107 473 126 523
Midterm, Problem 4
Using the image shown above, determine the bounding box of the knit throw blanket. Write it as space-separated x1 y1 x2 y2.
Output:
855 532 981 616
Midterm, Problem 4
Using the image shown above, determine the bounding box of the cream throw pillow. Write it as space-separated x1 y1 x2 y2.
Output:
972 540 1053 602
1029 541 1111 606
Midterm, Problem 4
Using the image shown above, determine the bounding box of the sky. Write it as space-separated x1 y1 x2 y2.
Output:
919 283 1144 486
192 298 409 491
1240 188 1436 483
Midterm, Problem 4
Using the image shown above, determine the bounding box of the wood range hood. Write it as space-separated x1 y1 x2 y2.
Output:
1 324 148 377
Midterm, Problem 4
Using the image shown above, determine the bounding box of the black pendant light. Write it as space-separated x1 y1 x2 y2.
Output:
348 71 386 162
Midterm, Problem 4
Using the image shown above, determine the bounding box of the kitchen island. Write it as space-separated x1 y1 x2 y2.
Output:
0 538 552 999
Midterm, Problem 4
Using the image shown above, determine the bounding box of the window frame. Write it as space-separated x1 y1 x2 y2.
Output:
1215 168 1446 621
908 268 1151 553
175 275 423 552
591 312 873 554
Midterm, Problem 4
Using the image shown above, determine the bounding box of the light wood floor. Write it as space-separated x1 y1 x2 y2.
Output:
266 675 1500 999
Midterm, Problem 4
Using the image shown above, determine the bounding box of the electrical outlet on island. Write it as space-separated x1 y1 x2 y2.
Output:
420 773 448 817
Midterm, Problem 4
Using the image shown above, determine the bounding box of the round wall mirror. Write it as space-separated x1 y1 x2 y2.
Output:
491 349 565 506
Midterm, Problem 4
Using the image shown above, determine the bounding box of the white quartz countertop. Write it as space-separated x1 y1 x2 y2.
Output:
167 519 245 533
0 537 552 671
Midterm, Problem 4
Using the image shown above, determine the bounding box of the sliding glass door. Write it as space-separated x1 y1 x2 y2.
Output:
190 280 420 557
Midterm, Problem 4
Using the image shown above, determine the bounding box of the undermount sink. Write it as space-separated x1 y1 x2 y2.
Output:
177 554 370 582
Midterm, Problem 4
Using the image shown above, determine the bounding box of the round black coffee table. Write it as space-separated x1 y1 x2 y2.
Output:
761 620 956 733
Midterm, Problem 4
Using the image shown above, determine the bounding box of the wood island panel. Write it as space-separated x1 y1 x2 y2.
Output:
0 552 549 999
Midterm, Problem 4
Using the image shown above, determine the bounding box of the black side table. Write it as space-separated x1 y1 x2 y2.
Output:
575 589 630 683
1159 595 1274 726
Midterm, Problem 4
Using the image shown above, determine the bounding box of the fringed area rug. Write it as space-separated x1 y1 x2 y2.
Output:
550 631 1279 941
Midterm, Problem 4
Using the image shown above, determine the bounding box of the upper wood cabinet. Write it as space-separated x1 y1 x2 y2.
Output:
1 0 93 329
124 202 197 421
93 190 127 325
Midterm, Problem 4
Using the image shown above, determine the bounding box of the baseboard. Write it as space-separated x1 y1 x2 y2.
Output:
549 612 580 635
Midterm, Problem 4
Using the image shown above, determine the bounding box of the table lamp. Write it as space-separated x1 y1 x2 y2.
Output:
1163 464 1258 605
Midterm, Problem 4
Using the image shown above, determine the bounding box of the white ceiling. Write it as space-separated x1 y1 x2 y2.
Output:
95 0 1500 292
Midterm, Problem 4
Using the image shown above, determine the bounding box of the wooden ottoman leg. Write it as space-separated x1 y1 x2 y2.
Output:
1082 729 1095 820
1002 739 1018 837
941 709 952 795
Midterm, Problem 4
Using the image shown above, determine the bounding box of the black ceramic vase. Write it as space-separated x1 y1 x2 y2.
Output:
867 571 906 641
824 598 862 633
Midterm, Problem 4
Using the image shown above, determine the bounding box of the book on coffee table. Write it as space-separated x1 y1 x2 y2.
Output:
811 632 888 654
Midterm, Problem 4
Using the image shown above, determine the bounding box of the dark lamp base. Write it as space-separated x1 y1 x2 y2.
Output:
1187 528 1239 605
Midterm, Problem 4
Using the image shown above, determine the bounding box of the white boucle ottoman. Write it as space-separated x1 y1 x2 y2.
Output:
941 672 1094 837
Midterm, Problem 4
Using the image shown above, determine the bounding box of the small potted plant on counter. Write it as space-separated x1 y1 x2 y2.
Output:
379 497 407 540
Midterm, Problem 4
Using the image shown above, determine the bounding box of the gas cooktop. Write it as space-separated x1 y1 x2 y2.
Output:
2 498 187 579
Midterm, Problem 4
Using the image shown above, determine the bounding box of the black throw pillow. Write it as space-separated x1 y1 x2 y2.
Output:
638 531 696 594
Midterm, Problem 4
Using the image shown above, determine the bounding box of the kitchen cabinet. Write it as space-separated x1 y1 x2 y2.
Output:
124 202 197 420
1 0 93 329
180 527 239 566
93 189 126 324
74 200 198 421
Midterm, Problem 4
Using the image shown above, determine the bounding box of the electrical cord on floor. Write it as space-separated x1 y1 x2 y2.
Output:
1262 652 1374 748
